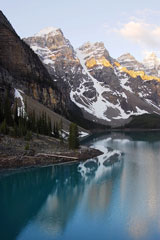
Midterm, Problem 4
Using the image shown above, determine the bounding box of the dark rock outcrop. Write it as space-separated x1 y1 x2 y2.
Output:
0 11 85 124
2 10 160 129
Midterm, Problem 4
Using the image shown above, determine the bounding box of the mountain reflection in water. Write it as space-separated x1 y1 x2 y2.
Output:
1 132 160 240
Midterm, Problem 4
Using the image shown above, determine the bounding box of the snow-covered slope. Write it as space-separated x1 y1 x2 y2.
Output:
71 48 150 123
24 29 160 127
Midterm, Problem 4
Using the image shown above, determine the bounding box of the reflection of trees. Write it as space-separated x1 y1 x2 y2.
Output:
0 164 84 240
87 180 113 214
82 131 160 148
123 131 160 142
0 167 56 240
0 139 125 240
86 160 123 216
80 135 124 217
36 161 124 237
35 164 85 237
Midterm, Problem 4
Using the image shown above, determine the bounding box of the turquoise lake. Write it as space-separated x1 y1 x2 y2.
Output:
1 132 160 240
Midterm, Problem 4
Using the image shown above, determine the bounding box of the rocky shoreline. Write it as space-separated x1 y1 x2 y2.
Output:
0 134 103 171
0 148 103 171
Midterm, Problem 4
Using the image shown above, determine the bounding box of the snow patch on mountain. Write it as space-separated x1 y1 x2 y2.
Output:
78 42 109 61
31 45 52 56
114 67 133 92
113 107 148 120
31 45 55 66
75 49 111 121
34 27 60 37
14 89 26 116
72 49 147 122
79 131 89 138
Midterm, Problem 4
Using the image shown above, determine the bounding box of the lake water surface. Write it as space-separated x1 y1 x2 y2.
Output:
1 132 160 240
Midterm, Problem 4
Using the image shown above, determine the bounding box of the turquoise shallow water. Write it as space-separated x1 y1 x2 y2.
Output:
1 132 160 240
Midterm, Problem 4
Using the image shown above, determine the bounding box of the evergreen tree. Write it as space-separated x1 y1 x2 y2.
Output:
24 98 28 119
27 110 36 132
68 123 79 149
43 112 47 134
53 122 59 138
14 100 19 125
74 123 79 148
32 110 36 132
19 107 23 119
0 119 9 135
0 94 59 139
59 119 64 142
25 130 32 141
53 122 55 136
4 91 12 125
48 116 52 136
13 123 18 137
0 96 4 123
56 122 59 138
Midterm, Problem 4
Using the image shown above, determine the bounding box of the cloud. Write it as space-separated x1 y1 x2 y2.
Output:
115 21 160 49
135 9 160 18
123 8 160 22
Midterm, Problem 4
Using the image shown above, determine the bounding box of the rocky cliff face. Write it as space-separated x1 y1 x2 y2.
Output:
24 28 160 127
24 27 78 78
75 44 160 126
24 28 99 127
118 52 160 78
0 11 85 124
2 9 160 129
117 53 144 71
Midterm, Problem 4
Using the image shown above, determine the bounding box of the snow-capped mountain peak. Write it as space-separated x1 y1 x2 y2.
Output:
143 52 160 69
34 27 61 37
78 41 110 60
117 53 144 71
118 53 136 62
77 41 113 70
24 29 160 127
24 26 76 70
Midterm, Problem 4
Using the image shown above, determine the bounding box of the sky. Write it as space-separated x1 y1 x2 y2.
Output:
1 0 160 61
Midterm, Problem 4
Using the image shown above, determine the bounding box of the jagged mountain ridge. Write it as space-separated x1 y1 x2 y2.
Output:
143 52 160 77
117 53 144 71
118 52 160 78
4 10 160 130
0 11 90 131
24 27 160 127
